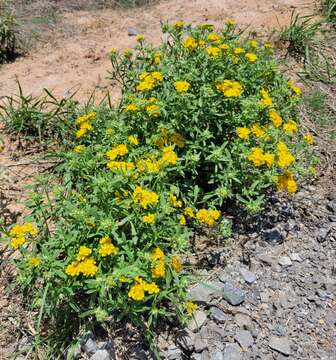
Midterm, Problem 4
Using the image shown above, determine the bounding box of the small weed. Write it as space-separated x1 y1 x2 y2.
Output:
321 0 336 24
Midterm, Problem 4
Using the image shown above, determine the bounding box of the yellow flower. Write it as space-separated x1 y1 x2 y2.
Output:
143 214 156 224
184 207 195 218
125 104 138 112
10 236 26 249
303 133 313 145
123 49 132 57
250 124 265 138
73 145 85 153
169 194 182 208
98 236 119 257
128 283 145 301
260 89 273 107
283 120 298 135
107 161 135 173
106 128 113 136
161 146 178 165
128 135 139 145
171 255 182 272
207 33 221 43
207 47 221 58
146 104 160 117
79 257 98 277
173 21 184 29
133 186 159 209
263 152 275 167
119 276 127 283
263 42 273 49
236 127 250 139
151 247 165 261
143 282 160 295
106 144 128 160
186 301 198 314
183 36 198 50
179 214 186 225
196 208 221 226
10 223 37 237
65 261 82 277
76 246 92 261
174 81 190 92
151 260 166 278
28 256 40 268
136 34 145 42
233 47 245 55
276 171 297 193
226 19 235 26
148 97 157 103
153 52 161 64
248 147 265 167
277 142 295 167
110 47 118 54
269 111 283 128
245 53 257 62
151 72 163 81
219 43 230 51
249 39 258 48
288 80 302 96
216 80 242 97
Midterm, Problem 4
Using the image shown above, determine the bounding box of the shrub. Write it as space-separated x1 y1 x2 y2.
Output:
0 0 20 63
3 22 315 357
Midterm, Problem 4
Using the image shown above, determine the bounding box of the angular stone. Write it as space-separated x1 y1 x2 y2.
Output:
83 338 98 356
176 329 195 352
239 268 256 284
166 345 182 360
222 283 245 306
234 330 254 350
127 28 137 36
189 282 224 303
289 253 303 262
188 310 207 332
210 306 226 323
194 333 208 352
278 256 292 267
263 228 283 243
269 336 291 356
223 343 242 360
90 349 111 360
211 351 224 360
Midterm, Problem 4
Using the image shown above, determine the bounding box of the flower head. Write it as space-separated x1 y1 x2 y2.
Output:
174 81 190 92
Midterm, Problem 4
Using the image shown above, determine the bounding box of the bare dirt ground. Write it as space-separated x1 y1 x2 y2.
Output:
0 0 315 101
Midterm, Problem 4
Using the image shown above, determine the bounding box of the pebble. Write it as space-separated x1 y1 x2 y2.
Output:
223 343 242 360
189 282 223 303
127 27 137 36
234 330 254 350
278 256 292 267
269 336 292 356
83 338 98 356
166 345 182 360
263 228 283 243
90 349 111 360
189 310 207 332
222 283 245 306
239 267 256 284
289 253 303 262
210 306 226 323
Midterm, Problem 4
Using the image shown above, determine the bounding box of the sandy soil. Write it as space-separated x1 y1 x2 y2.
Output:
0 0 315 101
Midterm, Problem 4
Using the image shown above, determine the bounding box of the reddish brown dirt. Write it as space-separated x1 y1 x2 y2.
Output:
0 0 315 101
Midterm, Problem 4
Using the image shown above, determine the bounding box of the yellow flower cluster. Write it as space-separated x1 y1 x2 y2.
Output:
233 47 244 55
183 36 205 50
126 104 139 112
260 89 273 106
236 127 250 139
173 21 184 29
283 120 298 135
216 80 243 97
245 52 257 62
128 135 139 145
186 301 198 314
196 208 221 226
277 142 295 168
10 222 38 249
276 171 297 193
269 111 283 128
65 246 98 277
106 144 128 160
98 236 119 257
288 80 302 96
133 186 159 209
107 161 135 173
28 256 40 268
207 33 221 43
136 71 163 91
174 81 190 92
304 133 313 145
171 255 182 272
236 124 266 140
155 129 185 149
73 145 85 153
150 247 166 278
248 147 274 167
161 146 178 165
75 112 96 139
128 277 160 301
143 213 156 224
207 47 221 58
146 104 160 117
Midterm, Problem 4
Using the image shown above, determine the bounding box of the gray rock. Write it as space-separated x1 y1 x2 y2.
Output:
223 343 242 360
189 282 224 303
83 338 98 356
263 228 283 243
239 268 256 284
194 333 208 352
258 254 276 265
127 28 137 36
278 256 292 267
189 310 207 332
269 336 291 356
317 227 330 243
222 283 245 306
260 291 270 303
289 253 303 262
211 351 224 360
166 345 182 360
90 349 111 360
326 201 336 213
210 306 226 323
234 330 254 350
